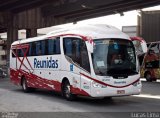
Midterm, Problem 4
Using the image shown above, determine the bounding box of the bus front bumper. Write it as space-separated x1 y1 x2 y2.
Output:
90 81 142 97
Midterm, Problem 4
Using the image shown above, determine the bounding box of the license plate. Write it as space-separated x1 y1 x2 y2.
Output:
117 90 125 94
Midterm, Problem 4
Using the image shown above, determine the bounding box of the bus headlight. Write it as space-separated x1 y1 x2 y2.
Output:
92 81 107 88
132 80 141 86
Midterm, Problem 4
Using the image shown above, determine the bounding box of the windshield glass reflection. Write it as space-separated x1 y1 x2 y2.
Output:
92 39 137 77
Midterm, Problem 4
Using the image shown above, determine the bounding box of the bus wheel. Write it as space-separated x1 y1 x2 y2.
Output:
62 80 76 101
22 78 34 92
145 73 152 82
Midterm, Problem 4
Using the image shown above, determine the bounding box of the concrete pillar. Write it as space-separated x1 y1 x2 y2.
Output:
7 27 18 45
7 26 18 66
26 28 37 38
6 13 18 66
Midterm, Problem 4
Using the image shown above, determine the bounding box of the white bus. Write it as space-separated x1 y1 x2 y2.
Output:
10 24 147 100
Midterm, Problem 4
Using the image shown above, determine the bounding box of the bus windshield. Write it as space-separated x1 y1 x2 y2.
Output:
92 39 137 77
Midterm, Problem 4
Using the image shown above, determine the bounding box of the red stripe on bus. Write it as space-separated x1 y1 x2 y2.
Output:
10 68 90 96
80 73 140 88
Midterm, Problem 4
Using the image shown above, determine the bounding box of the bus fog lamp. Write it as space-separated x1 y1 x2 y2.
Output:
133 80 141 86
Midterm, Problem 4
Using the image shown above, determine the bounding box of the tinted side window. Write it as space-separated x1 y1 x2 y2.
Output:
63 37 81 65
48 38 60 55
63 37 90 72
41 40 46 55
28 38 60 56
28 43 32 56
29 42 36 56
12 49 16 57
17 49 23 57
28 41 44 56
64 39 72 57
35 41 41 56
17 48 29 57
81 40 90 72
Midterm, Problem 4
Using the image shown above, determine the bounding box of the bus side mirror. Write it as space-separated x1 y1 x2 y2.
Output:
131 37 147 56
86 41 93 53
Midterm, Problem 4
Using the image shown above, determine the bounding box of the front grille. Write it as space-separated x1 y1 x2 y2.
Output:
111 74 128 79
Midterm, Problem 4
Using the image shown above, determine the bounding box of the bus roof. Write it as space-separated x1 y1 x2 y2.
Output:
11 24 130 45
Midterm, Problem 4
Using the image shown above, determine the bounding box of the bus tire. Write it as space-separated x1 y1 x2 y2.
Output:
62 80 76 101
21 77 34 92
145 72 152 82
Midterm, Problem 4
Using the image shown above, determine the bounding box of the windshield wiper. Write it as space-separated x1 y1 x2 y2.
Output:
127 69 138 74
106 68 138 75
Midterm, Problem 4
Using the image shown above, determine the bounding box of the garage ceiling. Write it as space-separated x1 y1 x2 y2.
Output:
0 0 160 33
